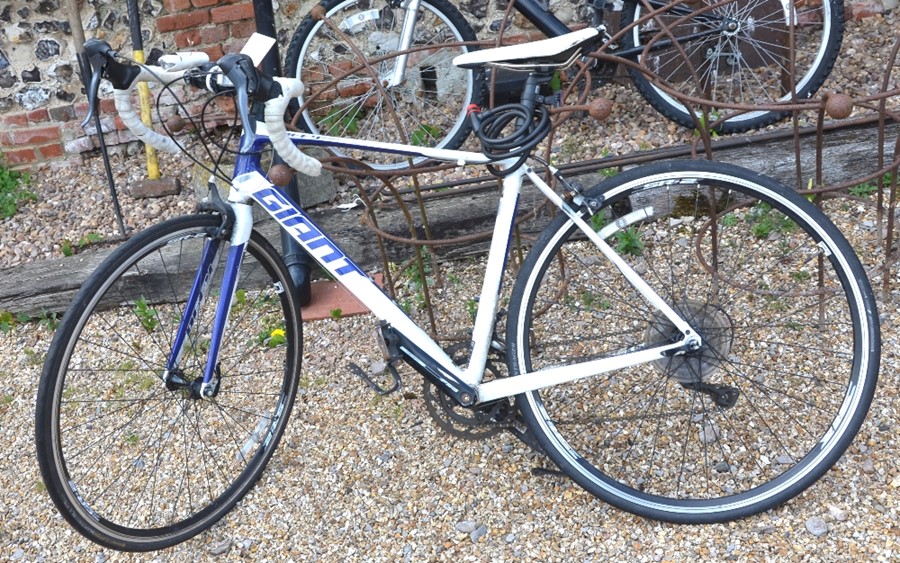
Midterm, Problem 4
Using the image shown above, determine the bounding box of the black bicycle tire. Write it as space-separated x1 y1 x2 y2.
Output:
620 0 844 133
35 214 303 550
283 0 486 170
506 159 879 522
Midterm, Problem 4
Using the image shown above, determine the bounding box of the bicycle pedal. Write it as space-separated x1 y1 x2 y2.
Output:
531 466 566 479
507 422 547 457
349 361 402 396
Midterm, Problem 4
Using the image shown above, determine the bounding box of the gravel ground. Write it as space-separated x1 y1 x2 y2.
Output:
1 12 899 562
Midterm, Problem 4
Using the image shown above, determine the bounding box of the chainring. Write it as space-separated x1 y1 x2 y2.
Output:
423 343 513 440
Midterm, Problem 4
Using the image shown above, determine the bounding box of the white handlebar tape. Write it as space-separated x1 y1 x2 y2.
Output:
113 89 180 154
264 77 322 177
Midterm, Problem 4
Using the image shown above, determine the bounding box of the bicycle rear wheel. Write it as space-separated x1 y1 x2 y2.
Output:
621 0 843 132
506 160 878 522
35 214 302 550
284 0 486 170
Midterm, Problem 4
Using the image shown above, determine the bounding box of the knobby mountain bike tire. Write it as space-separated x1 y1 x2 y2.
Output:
284 0 487 170
620 0 844 132
506 160 878 522
35 214 303 551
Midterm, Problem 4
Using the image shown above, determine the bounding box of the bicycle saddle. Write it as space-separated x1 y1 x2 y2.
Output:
453 27 599 71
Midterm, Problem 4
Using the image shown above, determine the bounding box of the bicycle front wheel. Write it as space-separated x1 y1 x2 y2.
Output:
35 214 302 550
284 0 486 170
506 160 878 522
621 0 843 132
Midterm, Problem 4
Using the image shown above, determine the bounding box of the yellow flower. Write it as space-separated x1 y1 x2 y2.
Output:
270 328 286 338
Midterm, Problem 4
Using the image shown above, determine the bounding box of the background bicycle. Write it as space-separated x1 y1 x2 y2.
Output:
283 0 844 169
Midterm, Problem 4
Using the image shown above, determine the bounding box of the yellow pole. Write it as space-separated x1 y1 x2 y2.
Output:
131 49 160 180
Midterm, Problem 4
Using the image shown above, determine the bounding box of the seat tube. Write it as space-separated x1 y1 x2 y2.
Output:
388 0 423 86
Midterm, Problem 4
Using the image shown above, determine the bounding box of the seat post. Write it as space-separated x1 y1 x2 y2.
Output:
519 71 555 112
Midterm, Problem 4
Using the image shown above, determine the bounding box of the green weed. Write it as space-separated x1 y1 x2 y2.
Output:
465 298 477 321
321 105 360 136
134 296 159 332
692 112 721 139
579 290 610 310
848 173 893 198
600 167 618 179
746 203 795 239
78 232 102 246
614 227 644 256
410 123 442 147
38 311 59 331
258 325 286 348
0 164 35 219
23 348 44 366
722 213 739 227
0 311 15 333
61 232 104 257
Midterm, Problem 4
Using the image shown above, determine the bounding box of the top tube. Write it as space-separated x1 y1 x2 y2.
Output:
234 121 496 177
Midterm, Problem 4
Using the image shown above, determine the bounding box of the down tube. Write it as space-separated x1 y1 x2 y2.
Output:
232 172 464 381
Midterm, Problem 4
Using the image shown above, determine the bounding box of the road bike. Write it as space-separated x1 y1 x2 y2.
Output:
35 27 878 551
284 0 844 170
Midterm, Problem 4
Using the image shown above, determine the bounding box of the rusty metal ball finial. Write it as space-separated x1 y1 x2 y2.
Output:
166 114 186 133
268 164 294 187
824 92 853 120
588 98 614 121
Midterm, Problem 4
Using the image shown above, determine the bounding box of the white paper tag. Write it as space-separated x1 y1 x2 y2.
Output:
240 33 277 67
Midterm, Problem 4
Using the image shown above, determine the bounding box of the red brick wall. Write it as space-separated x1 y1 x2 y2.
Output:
158 0 258 62
0 0 258 170
1 108 72 167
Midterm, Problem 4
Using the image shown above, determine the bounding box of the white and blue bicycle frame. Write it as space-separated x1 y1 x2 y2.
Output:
167 126 699 406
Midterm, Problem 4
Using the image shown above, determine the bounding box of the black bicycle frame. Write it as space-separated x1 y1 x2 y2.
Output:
511 0 727 59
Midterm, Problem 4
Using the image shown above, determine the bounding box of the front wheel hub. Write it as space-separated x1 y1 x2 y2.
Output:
164 366 221 400
723 17 741 36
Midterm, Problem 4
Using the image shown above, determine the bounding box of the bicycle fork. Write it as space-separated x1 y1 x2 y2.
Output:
385 0 423 88
163 190 254 400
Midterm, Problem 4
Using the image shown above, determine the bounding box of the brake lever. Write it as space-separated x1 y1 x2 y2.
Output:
80 39 142 128
81 39 116 128
217 54 259 152
217 53 284 154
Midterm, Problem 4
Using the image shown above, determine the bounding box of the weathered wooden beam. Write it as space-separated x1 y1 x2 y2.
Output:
683 122 899 190
0 183 552 317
